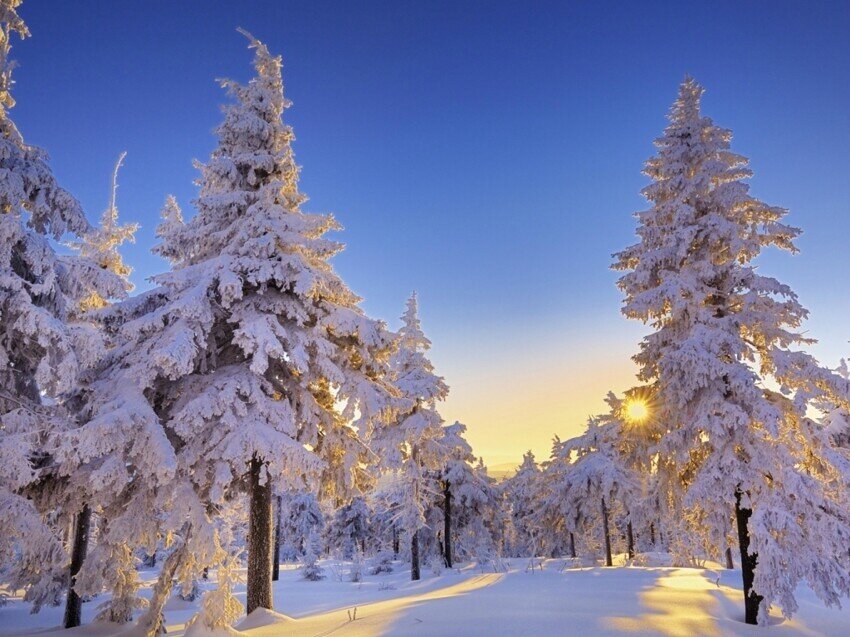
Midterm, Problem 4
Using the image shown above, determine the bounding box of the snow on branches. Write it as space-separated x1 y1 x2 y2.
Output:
613 77 850 623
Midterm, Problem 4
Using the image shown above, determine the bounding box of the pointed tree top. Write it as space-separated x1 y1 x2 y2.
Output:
104 151 127 228
232 27 286 106
0 0 28 114
670 75 704 124
399 291 429 349
160 194 183 223
403 291 419 322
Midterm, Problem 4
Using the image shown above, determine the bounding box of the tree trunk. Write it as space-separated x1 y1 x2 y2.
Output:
392 527 399 556
735 490 762 625
411 531 420 581
443 481 453 568
63 504 92 629
725 546 734 570
569 532 576 559
247 457 273 614
272 495 282 582
601 497 613 567
650 522 656 547
627 520 635 559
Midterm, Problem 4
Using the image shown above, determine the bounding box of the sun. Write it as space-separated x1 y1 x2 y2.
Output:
623 398 650 424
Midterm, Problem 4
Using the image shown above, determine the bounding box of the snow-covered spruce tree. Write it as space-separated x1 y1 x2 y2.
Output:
375 292 448 580
599 389 666 559
278 490 324 561
328 496 370 558
368 470 406 557
457 457 503 561
300 530 325 581
437 421 473 567
501 450 541 556
75 31 397 618
543 418 639 566
58 152 138 628
437 422 500 565
0 0 126 613
613 77 850 624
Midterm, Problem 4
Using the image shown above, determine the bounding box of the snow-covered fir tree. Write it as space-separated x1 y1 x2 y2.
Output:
300 531 324 582
501 450 541 556
613 77 850 624
537 417 639 565
327 496 370 558
374 292 449 580
436 421 500 565
56 30 399 624
277 490 324 561
0 0 127 614
56 151 138 628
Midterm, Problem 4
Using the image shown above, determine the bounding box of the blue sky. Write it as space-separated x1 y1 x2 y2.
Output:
14 1 850 464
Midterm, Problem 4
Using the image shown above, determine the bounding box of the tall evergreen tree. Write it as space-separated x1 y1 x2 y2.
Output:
70 31 398 619
377 292 449 580
60 151 137 629
502 450 541 556
0 0 126 611
614 77 850 624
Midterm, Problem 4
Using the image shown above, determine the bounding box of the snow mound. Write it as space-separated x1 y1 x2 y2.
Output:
630 552 674 567
184 624 245 637
235 608 293 631
559 556 596 569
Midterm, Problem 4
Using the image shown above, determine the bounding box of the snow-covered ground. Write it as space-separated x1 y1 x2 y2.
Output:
2 558 849 636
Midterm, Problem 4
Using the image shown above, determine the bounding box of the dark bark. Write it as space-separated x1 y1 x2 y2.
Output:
569 532 576 559
650 522 656 547
247 457 273 614
443 481 453 568
392 527 399 556
627 521 635 559
601 497 613 567
725 546 734 570
272 495 282 582
411 531 420 581
63 504 92 629
735 490 762 625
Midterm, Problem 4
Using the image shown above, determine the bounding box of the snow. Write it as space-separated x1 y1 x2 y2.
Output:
3 4 850 634
3 558 849 636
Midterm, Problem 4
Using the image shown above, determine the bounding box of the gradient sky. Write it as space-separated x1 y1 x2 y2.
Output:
13 1 850 466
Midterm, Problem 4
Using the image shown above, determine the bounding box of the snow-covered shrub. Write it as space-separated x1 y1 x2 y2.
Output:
301 534 325 582
179 578 202 602
370 550 394 575
185 557 243 636
428 554 444 576
279 542 299 563
349 550 365 583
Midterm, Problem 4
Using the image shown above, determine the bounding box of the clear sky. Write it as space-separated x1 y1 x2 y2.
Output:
14 1 850 466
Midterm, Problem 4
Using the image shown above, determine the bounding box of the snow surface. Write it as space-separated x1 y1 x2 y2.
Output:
2 558 848 636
